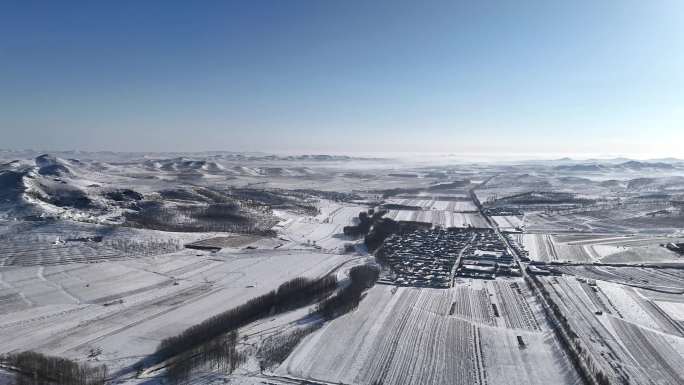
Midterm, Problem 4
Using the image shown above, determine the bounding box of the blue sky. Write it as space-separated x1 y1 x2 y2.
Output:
1 1 682 157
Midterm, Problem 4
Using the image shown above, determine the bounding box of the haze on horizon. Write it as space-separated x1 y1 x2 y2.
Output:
1 1 682 157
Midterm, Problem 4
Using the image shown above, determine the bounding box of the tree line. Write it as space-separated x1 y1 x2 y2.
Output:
0 351 107 385
166 331 244 384
256 265 380 372
125 202 277 234
154 265 380 382
256 323 322 371
343 209 387 237
342 208 433 252
317 264 380 319
365 219 430 253
155 275 338 363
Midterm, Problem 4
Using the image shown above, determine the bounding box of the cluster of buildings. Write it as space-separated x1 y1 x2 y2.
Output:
378 228 474 288
456 230 521 279
378 228 526 288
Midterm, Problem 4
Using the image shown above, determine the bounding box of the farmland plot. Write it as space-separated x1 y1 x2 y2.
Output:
524 206 684 234
557 265 684 292
386 198 435 209
280 282 575 385
491 215 523 230
385 210 490 228
523 211 634 233
596 280 684 336
274 205 360 251
431 200 478 212
489 281 541 331
314 200 367 225
479 328 577 385
656 301 684 321
522 233 559 261
184 234 264 249
539 276 684 384
531 233 597 262
0 241 124 266
0 249 354 371
449 284 496 326
599 245 682 263
596 281 658 325
279 286 481 385
450 279 540 331
542 233 684 263
520 232 677 263
387 199 477 212
606 316 684 385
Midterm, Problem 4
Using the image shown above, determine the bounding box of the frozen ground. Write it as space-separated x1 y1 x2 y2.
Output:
522 233 684 263
0 248 356 372
278 281 578 385
385 209 490 228
273 199 366 252
3 151 684 384
540 275 684 384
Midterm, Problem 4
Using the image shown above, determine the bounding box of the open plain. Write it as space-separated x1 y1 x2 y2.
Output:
1 151 684 384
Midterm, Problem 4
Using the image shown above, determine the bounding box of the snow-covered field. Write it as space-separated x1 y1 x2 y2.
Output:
279 280 577 385
540 276 684 384
522 233 684 263
3 151 684 384
385 209 490 228
386 198 477 212
0 248 355 371
273 200 365 251
491 215 523 230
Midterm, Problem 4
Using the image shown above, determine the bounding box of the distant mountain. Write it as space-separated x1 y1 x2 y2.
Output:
615 160 674 170
554 160 678 172
142 158 225 173
648 157 683 163
553 163 606 172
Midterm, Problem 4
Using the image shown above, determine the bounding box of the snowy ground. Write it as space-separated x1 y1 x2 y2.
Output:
273 199 366 252
0 247 356 372
540 275 684 384
278 280 578 385
3 152 684 384
385 209 490 228
522 232 684 263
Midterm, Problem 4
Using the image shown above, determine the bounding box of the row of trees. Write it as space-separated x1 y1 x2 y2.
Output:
256 323 322 371
226 188 319 216
103 238 183 256
317 265 380 319
125 202 277 234
166 331 244 384
292 189 362 202
157 264 380 382
1 351 107 385
342 209 372 236
342 207 434 252
343 209 388 237
156 275 338 362
254 265 381 373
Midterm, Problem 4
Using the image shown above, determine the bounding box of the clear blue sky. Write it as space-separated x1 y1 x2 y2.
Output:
1 1 682 157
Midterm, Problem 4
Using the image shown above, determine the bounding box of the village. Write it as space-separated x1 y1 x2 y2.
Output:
377 227 522 288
